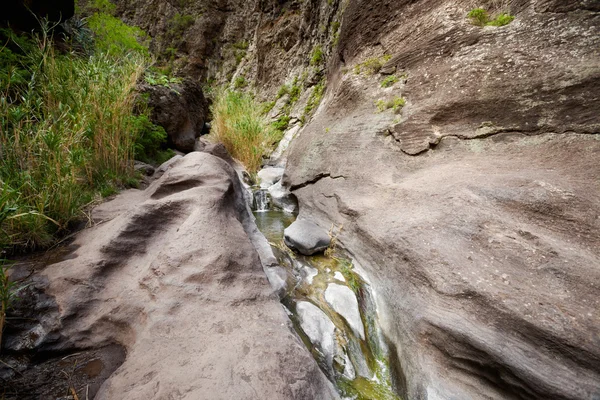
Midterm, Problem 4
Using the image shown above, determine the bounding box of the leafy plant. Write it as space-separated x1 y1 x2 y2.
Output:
232 40 249 50
0 259 28 351
310 45 324 66
145 71 182 87
488 13 515 26
353 54 392 75
468 8 514 27
234 75 247 88
272 114 291 133
168 13 195 38
380 75 399 88
467 8 489 26
376 96 406 113
0 16 151 250
302 78 326 123
88 13 149 56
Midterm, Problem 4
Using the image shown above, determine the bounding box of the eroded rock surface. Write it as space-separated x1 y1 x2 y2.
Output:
140 80 208 152
283 1 600 399
35 152 337 399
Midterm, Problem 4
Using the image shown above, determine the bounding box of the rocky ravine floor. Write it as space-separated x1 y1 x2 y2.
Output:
1 151 338 399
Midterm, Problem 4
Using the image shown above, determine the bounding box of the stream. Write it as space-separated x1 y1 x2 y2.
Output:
252 184 401 400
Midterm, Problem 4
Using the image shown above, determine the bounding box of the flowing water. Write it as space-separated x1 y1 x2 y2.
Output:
253 189 401 400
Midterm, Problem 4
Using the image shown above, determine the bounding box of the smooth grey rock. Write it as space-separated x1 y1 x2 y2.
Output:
134 161 155 176
324 283 365 340
257 167 284 189
297 301 336 368
284 219 331 255
268 181 298 213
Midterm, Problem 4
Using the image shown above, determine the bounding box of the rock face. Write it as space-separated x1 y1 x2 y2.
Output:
284 219 331 256
34 152 337 399
281 1 600 400
140 80 208 152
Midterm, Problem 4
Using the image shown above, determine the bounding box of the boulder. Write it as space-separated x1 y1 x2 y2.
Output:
296 301 336 370
133 161 155 176
23 152 338 400
324 284 365 340
257 167 284 189
268 181 298 213
140 80 208 153
284 219 331 255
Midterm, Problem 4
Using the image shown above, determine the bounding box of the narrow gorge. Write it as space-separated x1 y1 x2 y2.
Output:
1 0 599 399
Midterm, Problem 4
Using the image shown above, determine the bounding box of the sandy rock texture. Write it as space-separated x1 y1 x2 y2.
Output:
36 152 337 399
283 1 600 399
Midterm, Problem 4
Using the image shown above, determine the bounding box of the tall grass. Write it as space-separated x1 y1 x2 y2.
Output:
0 24 148 250
210 90 282 173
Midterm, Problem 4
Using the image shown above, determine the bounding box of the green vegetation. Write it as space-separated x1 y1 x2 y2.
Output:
310 45 324 66
0 259 26 351
0 11 161 250
302 78 326 124
380 75 399 88
234 75 247 88
354 54 392 75
168 13 195 38
376 96 406 113
331 21 341 47
88 14 149 56
272 115 292 133
261 100 276 115
210 90 281 172
468 8 514 27
232 40 249 50
145 71 182 87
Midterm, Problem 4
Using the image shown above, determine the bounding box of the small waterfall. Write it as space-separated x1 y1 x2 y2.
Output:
253 189 270 212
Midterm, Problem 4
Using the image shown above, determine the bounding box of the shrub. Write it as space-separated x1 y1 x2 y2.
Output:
232 40 249 50
354 54 392 75
168 13 195 38
234 75 247 88
302 78 326 123
272 114 291 133
376 96 405 113
130 114 174 165
381 75 399 88
88 13 149 56
468 8 515 27
467 8 489 26
210 90 281 172
0 19 151 250
310 45 324 66
488 13 515 26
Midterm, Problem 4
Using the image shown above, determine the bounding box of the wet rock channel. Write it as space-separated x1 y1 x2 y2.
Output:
252 177 402 400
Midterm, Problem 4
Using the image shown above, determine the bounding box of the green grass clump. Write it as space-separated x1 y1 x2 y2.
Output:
354 54 391 75
488 13 515 26
232 40 249 50
234 75 247 88
145 71 182 87
0 18 153 250
210 90 282 172
376 96 406 113
310 45 324 66
302 78 326 123
468 8 514 27
380 75 399 88
168 13 195 38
